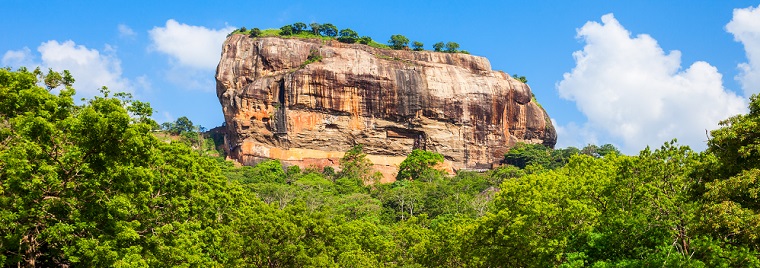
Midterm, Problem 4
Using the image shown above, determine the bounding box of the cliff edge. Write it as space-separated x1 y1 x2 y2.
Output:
216 35 556 181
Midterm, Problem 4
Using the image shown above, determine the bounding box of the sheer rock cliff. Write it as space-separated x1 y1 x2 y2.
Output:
216 35 556 181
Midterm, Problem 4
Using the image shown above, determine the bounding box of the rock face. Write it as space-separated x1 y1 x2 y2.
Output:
216 35 556 182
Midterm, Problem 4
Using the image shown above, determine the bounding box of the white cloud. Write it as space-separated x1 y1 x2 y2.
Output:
149 19 235 70
552 119 599 149
2 40 134 98
118 24 136 38
2 47 35 67
135 75 152 92
557 14 747 153
163 64 216 91
38 40 132 96
727 5 760 96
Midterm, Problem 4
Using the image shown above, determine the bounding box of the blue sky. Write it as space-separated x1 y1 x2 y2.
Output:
3 1 760 154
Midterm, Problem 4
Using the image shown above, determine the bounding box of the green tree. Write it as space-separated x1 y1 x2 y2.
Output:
280 25 294 36
0 68 241 266
246 159 286 184
397 149 444 181
503 142 553 169
292 22 307 33
310 22 322 35
337 144 374 185
512 74 528 83
433 42 444 52
61 70 74 87
321 23 338 37
388 34 410 50
338 28 359 43
43 68 63 89
691 94 760 265
445 42 460 53
172 116 194 134
411 41 424 51
250 27 262 37
358 36 372 45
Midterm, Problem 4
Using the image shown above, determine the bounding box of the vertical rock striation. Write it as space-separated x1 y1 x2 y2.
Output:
216 35 556 181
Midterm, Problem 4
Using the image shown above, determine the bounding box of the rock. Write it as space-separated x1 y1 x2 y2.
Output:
216 35 556 182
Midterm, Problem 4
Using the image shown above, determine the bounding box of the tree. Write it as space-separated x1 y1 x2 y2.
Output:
512 74 528 83
310 22 322 35
445 42 460 53
250 27 262 37
321 23 338 37
338 144 374 185
246 159 286 184
388 34 410 50
0 68 242 266
691 94 760 265
172 116 194 134
240 26 247 33
358 36 372 45
433 42 445 52
280 25 294 36
43 68 63 89
61 70 74 87
412 41 424 51
338 28 359 43
397 149 444 181
503 143 553 169
292 22 307 33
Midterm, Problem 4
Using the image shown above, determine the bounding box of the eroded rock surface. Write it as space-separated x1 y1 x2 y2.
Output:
216 35 556 182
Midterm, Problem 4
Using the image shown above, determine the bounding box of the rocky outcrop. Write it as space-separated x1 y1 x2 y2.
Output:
216 35 556 182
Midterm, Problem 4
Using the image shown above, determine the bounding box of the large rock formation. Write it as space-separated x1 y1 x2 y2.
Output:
216 35 556 182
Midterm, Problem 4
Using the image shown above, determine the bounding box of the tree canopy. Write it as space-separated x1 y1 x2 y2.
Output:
388 34 410 50
338 28 359 43
2 67 759 267
411 41 424 51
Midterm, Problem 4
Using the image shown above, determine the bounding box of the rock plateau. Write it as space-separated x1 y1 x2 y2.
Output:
216 35 556 182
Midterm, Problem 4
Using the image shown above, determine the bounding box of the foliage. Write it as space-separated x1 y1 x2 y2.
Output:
445 42 460 53
279 25 294 36
230 23 469 54
292 22 307 33
309 22 321 35
0 68 239 266
512 73 528 83
396 149 444 181
366 40 390 49
412 41 424 51
388 34 410 50
249 27 261 37
358 36 372 45
433 42 445 52
300 49 323 68
3 68 760 267
321 23 338 37
338 28 359 43
337 144 375 185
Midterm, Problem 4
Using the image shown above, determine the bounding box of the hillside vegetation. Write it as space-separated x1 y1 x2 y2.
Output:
1 68 759 266
230 22 469 54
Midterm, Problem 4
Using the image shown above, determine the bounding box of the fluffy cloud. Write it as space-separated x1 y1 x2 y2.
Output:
726 5 760 96
149 19 235 70
2 47 34 67
2 40 132 97
552 119 599 149
557 14 747 153
118 24 136 38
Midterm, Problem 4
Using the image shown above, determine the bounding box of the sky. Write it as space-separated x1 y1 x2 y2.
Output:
3 1 760 154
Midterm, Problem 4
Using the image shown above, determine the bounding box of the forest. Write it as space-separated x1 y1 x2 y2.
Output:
1 67 759 267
